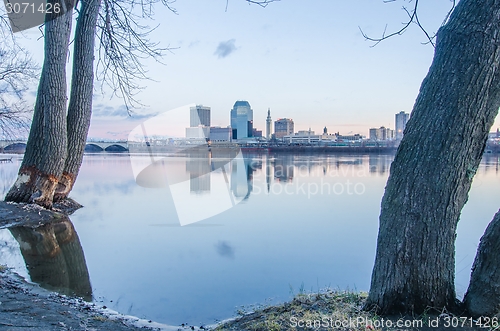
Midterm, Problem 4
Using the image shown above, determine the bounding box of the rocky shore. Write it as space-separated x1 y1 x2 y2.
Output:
0 267 182 331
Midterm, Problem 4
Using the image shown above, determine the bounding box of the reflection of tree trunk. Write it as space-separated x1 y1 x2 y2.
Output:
9 216 92 300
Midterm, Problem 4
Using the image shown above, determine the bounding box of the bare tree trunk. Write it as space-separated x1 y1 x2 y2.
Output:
5 10 73 208
55 0 101 201
463 210 500 317
365 0 500 314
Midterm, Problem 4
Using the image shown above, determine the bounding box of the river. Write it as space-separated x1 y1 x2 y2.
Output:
0 152 499 326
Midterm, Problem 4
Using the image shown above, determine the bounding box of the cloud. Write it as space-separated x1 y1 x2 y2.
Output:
92 104 158 120
214 39 237 59
92 104 129 118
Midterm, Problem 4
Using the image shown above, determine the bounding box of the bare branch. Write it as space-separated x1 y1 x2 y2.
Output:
96 0 277 111
359 0 456 48
95 0 176 111
245 0 278 8
0 12 39 139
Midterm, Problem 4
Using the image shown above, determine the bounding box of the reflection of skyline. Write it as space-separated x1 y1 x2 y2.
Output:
182 152 258 198
186 155 211 194
479 154 500 174
182 153 402 200
274 155 294 182
369 154 393 174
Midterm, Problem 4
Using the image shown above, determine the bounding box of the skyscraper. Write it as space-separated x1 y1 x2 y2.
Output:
230 101 253 140
190 105 211 127
395 111 410 140
274 118 294 139
186 105 210 139
266 108 272 140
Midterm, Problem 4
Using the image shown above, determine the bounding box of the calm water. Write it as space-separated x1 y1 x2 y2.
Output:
1 152 500 325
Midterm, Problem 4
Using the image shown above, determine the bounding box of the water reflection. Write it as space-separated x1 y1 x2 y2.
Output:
214 240 235 259
8 216 92 300
274 155 294 182
479 153 500 174
2 152 500 325
368 154 393 174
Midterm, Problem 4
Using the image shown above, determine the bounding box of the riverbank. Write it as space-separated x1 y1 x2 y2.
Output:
0 266 207 331
0 201 206 331
0 272 490 331
213 291 485 331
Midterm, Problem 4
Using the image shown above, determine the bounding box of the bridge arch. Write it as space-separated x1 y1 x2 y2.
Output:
4 143 27 152
84 144 104 152
104 144 128 152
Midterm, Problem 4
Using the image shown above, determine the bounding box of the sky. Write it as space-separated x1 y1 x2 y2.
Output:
12 0 479 140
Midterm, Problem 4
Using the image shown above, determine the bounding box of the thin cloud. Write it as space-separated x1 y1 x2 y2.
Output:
214 39 237 59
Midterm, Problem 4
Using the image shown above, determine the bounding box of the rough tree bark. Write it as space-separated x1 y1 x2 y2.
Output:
4 7 73 208
365 0 500 314
55 0 102 201
463 210 500 317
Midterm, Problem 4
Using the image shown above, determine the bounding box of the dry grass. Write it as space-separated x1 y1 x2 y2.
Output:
212 290 385 331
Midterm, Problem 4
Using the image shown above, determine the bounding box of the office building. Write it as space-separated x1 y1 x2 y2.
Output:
395 111 410 140
369 126 394 141
252 128 263 138
186 126 210 139
230 101 253 140
209 126 232 142
186 105 211 139
274 118 294 139
190 105 211 127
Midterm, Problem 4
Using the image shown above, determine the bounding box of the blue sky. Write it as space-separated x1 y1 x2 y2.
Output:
16 0 478 139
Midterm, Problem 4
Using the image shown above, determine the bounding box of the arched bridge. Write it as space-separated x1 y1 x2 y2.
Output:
84 141 128 152
0 140 129 152
0 140 27 151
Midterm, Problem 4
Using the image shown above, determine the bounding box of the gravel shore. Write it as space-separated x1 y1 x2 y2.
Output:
0 268 202 331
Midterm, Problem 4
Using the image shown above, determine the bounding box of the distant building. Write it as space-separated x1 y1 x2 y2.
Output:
395 111 410 139
266 108 272 140
283 129 336 145
209 126 232 142
369 126 394 141
335 133 363 142
230 101 253 140
274 118 294 139
190 105 211 127
186 127 209 139
186 105 211 139
252 128 263 138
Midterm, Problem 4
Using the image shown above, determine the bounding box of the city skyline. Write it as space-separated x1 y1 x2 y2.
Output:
13 1 499 140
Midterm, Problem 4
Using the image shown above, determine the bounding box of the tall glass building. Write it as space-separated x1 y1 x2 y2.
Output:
230 101 253 140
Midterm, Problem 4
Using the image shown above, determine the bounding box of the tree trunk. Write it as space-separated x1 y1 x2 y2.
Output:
365 0 500 314
55 0 101 201
4 10 73 208
463 210 500 317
